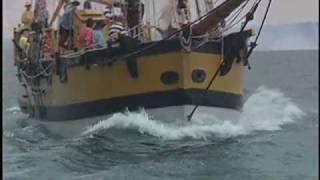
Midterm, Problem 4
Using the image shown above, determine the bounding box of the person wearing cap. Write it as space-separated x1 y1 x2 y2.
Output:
104 5 112 19
59 0 80 48
19 27 30 52
108 2 127 43
21 1 33 28
94 20 107 48
109 21 126 42
102 5 113 42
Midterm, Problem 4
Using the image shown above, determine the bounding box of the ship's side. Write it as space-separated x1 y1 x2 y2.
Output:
18 30 251 121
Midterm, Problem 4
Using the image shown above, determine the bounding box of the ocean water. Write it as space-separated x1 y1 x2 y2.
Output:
3 49 319 180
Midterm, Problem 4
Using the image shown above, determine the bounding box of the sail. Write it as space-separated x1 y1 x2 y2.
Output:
158 0 191 32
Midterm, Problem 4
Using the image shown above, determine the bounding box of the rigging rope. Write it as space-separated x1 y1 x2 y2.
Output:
246 0 272 59
187 34 225 121
21 62 55 80
109 0 249 62
186 0 272 121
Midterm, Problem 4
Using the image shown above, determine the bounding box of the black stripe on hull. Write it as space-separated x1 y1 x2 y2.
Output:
37 89 243 121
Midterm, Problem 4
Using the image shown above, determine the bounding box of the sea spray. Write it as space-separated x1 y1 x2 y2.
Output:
6 106 21 114
82 86 305 140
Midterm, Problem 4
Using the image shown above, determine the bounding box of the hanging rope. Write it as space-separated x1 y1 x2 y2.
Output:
246 0 272 59
186 0 272 121
21 62 55 80
180 25 193 52
187 34 225 121
243 0 272 70
240 0 262 32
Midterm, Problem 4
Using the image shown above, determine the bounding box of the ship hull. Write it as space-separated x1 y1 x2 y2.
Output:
37 88 242 121
17 31 251 123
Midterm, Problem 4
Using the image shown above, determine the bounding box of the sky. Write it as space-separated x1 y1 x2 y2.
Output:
256 0 319 25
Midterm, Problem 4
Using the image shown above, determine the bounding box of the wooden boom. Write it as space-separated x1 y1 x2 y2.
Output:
192 0 247 35
48 0 67 27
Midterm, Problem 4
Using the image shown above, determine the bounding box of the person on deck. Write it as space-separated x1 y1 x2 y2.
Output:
94 20 107 48
103 4 113 42
158 0 191 38
79 18 95 49
21 0 33 28
84 0 92 9
43 29 55 59
108 2 127 43
19 27 30 52
59 0 80 49
104 4 113 19
177 0 191 27
127 0 144 38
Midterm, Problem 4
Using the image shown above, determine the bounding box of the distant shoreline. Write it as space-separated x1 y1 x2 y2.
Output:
254 49 318 53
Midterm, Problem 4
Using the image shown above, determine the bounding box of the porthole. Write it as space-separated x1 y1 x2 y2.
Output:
192 69 207 83
161 71 179 85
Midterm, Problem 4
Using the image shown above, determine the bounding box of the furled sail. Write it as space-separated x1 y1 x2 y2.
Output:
157 0 247 36
158 0 191 33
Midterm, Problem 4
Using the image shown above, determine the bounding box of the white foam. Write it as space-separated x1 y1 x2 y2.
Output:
6 106 21 114
82 86 305 140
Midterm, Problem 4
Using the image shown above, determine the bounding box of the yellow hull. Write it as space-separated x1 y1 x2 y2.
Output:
47 52 244 105
17 31 252 121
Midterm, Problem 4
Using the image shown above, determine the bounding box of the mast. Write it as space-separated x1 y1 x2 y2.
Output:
33 0 49 28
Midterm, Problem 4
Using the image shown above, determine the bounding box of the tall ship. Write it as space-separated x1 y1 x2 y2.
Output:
13 0 271 124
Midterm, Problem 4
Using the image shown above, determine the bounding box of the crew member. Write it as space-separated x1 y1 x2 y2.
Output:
127 0 144 38
103 4 113 41
43 29 55 59
84 0 92 9
177 0 191 27
158 0 191 38
21 0 33 28
79 18 95 49
59 0 80 48
94 20 107 48
19 27 30 52
109 2 127 43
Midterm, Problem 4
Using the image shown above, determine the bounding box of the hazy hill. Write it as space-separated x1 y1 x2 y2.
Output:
254 22 319 51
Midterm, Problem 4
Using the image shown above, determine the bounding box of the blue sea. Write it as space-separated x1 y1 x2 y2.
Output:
3 47 318 179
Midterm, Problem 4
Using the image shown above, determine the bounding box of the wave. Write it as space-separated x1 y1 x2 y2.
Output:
6 106 21 114
81 86 304 140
